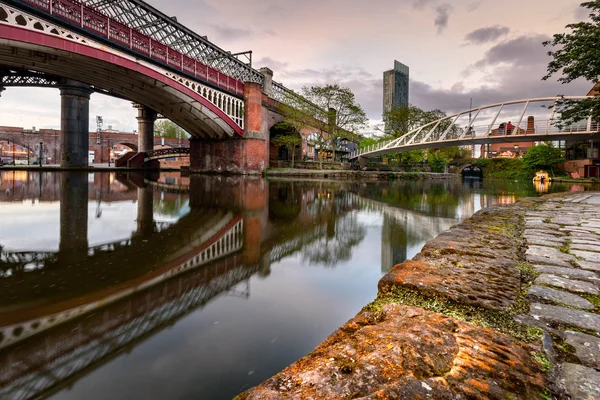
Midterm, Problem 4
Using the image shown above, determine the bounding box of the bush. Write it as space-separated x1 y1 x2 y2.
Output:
429 156 448 173
522 143 564 175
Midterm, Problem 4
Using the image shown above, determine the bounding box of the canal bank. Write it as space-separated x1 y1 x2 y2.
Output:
264 168 456 180
238 191 600 399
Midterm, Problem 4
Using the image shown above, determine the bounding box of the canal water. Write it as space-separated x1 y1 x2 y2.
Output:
0 171 596 400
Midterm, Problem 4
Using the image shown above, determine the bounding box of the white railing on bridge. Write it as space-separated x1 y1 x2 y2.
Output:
350 96 599 159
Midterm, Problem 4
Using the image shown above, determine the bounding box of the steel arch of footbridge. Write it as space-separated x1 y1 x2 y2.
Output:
351 96 600 159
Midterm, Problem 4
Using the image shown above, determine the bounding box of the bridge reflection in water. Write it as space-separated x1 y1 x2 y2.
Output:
0 172 540 399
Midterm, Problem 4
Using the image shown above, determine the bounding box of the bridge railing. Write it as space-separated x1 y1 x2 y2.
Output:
145 147 190 161
350 96 598 159
17 0 246 96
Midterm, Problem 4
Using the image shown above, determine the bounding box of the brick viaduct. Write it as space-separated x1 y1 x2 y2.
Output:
0 126 186 165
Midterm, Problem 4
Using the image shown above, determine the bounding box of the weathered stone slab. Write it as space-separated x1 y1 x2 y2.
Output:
523 229 566 238
571 238 600 246
586 196 600 204
534 274 599 295
526 222 562 231
530 303 600 331
526 255 574 269
378 259 519 311
562 331 600 369
578 260 600 272
572 250 600 263
569 231 600 239
532 265 599 282
570 243 600 252
526 246 576 263
238 305 546 400
524 236 566 248
528 285 594 310
565 227 600 236
557 363 600 400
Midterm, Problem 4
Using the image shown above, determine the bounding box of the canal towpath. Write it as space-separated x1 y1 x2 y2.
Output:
238 191 600 399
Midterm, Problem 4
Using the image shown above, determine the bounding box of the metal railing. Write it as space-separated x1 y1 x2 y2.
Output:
351 96 598 159
15 0 248 95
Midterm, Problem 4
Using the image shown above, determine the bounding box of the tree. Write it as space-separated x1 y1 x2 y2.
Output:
543 1 600 126
383 105 436 137
271 122 302 169
398 149 426 164
154 120 187 141
281 84 367 169
522 143 564 175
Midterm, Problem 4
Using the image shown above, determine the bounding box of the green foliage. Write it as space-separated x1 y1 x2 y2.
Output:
428 155 447 173
428 147 471 162
477 158 529 179
522 143 564 174
154 120 187 139
397 149 426 164
359 137 378 148
279 84 367 167
271 121 301 168
543 1 600 126
383 105 457 139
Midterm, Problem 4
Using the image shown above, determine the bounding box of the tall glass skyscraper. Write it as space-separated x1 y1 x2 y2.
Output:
383 60 409 114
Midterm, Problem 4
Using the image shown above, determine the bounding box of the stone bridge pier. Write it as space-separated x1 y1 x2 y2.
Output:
189 82 269 174
136 186 155 237
59 80 92 167
58 172 89 264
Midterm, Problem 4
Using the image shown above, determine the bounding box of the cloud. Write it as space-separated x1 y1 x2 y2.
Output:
434 4 453 34
256 57 289 72
410 34 591 115
206 24 253 41
472 34 550 69
467 1 484 12
412 0 436 10
574 3 590 20
463 25 510 45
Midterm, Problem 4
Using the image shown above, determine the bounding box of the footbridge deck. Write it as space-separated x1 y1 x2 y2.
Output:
351 97 600 159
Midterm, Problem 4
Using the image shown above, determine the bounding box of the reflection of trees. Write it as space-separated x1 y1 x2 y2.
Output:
266 181 367 268
360 181 462 218
300 209 366 268
268 183 301 221
153 195 188 218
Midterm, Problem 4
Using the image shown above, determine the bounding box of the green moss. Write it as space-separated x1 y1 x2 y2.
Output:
540 388 553 400
365 287 542 342
518 262 541 284
337 358 357 374
543 218 552 223
559 239 571 254
553 337 577 355
531 351 552 373
581 293 600 310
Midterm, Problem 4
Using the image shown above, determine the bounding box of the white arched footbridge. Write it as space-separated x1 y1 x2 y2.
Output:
351 97 599 159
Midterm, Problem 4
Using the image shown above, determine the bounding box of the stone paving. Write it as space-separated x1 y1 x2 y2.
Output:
522 193 600 399
238 192 600 400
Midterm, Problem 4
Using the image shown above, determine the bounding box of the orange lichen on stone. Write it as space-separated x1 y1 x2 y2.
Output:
237 304 546 400
379 207 525 311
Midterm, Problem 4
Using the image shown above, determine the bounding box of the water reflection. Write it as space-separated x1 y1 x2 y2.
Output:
0 171 596 400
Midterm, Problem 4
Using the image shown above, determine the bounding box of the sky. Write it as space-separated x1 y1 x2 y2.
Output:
0 0 592 133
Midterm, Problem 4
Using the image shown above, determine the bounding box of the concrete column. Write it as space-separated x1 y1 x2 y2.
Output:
136 186 155 236
59 80 92 167
59 172 89 264
135 105 157 152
